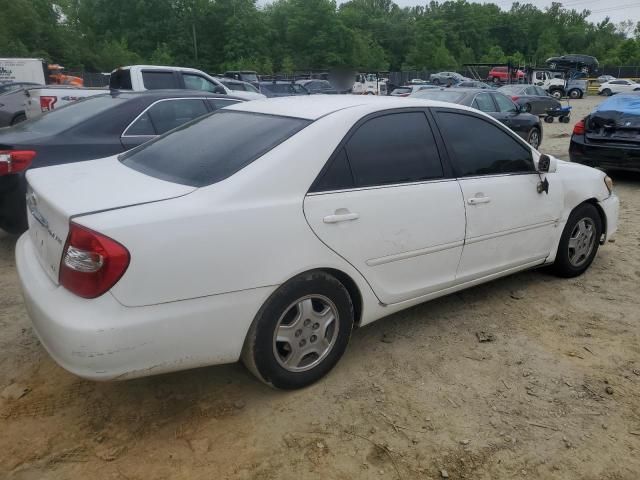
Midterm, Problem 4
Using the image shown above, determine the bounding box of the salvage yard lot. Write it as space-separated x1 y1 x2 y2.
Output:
1 95 639 480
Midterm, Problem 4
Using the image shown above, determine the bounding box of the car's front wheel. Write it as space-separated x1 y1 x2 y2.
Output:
602 88 612 96
552 203 602 278
242 271 354 389
432 78 440 85
527 127 541 149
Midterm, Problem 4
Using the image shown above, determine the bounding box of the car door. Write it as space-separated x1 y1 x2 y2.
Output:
303 110 466 305
492 93 531 139
433 109 562 281
121 98 209 149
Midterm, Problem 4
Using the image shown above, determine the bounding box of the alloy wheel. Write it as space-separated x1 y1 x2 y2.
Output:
273 295 339 372
568 218 596 268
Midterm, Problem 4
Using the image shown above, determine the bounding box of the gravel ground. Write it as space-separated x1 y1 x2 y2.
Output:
1 95 639 480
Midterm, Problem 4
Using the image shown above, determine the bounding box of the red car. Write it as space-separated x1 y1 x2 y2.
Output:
488 67 525 83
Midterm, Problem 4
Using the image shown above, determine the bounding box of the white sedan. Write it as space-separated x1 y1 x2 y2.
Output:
16 96 619 389
598 79 640 96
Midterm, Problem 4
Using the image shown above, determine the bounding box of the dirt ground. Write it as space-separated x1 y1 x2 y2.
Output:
1 95 639 480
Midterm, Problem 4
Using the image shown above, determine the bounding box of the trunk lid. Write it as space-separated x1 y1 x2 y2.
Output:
25 156 196 284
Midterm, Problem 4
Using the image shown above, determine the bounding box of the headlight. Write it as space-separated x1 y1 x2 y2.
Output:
604 175 613 194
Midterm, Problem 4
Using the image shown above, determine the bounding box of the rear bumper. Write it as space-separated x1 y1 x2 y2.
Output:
16 233 276 381
570 136 640 172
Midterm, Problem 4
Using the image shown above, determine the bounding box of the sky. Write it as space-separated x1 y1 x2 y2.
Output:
258 0 640 26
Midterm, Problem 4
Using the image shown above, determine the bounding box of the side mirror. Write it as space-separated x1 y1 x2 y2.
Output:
214 85 226 94
537 154 557 173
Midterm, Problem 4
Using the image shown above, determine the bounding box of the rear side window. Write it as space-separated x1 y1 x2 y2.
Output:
344 112 443 188
183 74 219 93
125 112 155 136
147 99 208 134
436 111 534 176
142 71 178 89
121 111 310 187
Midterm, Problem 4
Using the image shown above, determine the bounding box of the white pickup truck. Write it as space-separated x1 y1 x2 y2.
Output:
24 64 265 119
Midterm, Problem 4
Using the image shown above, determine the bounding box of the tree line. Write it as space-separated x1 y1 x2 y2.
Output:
1 0 639 74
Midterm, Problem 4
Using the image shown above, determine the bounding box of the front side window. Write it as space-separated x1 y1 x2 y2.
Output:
472 93 496 113
147 99 209 135
493 93 518 113
121 111 310 187
183 74 219 93
344 112 443 188
142 71 178 89
436 111 534 177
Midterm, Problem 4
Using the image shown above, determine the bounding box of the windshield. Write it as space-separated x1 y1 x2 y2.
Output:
411 90 465 102
14 94 119 134
121 111 310 187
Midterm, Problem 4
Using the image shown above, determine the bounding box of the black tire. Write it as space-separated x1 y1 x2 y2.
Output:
242 271 354 389
527 127 541 149
568 89 581 99
602 88 612 96
550 89 563 99
552 203 602 278
544 116 554 123
11 113 27 125
523 102 532 113
432 78 440 85
560 116 571 124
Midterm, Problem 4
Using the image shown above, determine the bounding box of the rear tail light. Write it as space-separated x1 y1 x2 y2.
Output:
40 96 57 112
59 223 130 299
573 119 585 135
0 150 36 176
511 96 519 101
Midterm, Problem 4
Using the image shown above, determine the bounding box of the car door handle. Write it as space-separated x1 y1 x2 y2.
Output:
323 211 360 224
467 197 491 205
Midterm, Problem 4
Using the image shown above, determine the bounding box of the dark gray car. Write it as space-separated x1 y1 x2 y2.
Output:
411 88 543 149
498 85 561 115
0 82 42 127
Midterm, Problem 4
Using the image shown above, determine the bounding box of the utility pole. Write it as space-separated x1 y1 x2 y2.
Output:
192 23 198 63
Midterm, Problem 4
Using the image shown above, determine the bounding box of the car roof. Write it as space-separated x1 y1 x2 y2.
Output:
109 89 244 101
225 95 478 120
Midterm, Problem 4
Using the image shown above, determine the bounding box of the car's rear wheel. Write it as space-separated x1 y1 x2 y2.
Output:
523 103 532 113
550 89 563 99
527 127 541 149
242 271 354 389
432 78 440 85
602 88 612 96
552 203 602 278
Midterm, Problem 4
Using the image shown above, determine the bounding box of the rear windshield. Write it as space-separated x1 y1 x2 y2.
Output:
411 90 465 102
120 111 310 187
261 83 295 94
18 94 120 134
109 69 132 89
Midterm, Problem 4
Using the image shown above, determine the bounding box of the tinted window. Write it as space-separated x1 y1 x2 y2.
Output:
147 99 208 134
345 112 443 187
207 98 241 110
109 70 133 90
311 148 354 192
142 71 178 89
472 93 495 112
124 111 155 136
436 112 534 176
121 111 310 187
14 95 121 134
183 74 219 93
493 93 517 113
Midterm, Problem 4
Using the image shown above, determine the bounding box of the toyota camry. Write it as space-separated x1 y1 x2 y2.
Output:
16 96 619 389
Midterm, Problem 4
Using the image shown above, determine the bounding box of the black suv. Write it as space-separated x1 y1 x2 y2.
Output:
546 55 599 74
